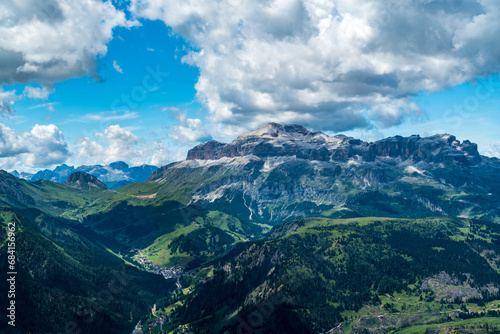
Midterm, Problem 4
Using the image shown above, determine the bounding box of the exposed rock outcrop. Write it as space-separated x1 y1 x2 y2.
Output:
186 123 481 166
63 172 108 192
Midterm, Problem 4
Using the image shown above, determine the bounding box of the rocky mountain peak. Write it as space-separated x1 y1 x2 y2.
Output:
53 164 73 172
64 172 108 191
239 122 313 139
9 162 158 189
109 161 129 171
368 134 481 165
186 123 481 166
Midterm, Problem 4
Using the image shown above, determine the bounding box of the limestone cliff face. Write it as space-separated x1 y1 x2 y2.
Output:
366 134 481 165
187 140 226 160
186 123 481 166
150 123 498 225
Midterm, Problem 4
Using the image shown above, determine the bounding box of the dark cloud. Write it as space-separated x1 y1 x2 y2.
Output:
130 0 500 134
0 0 135 115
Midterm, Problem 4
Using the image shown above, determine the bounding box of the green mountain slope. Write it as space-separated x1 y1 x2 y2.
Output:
143 210 271 267
0 170 112 219
1 125 500 333
0 169 269 267
0 207 174 333
169 217 500 333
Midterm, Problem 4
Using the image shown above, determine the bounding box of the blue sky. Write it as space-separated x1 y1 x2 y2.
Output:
2 19 206 169
1 0 500 172
39 24 197 124
344 75 500 150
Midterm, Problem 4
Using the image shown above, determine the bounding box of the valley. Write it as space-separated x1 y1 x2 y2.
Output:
1 123 500 333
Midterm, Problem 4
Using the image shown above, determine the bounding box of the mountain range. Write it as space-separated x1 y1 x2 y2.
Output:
1 123 500 333
10 161 158 189
150 122 500 225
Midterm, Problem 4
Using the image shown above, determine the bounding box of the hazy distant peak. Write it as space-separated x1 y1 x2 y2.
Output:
109 161 129 171
8 161 158 189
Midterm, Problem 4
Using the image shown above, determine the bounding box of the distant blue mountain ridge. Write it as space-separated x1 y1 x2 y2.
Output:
10 161 158 189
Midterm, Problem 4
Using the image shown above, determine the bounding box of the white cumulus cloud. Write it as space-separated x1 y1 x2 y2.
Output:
23 86 52 100
0 123 70 170
28 124 71 165
77 125 138 164
0 123 177 171
168 110 212 145
75 124 173 166
130 0 500 132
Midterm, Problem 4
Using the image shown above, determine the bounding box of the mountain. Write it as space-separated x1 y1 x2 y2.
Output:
186 123 480 164
176 216 500 333
10 161 158 189
2 122 500 333
0 206 174 334
0 170 110 218
144 123 500 225
0 171 175 333
71 122 500 269
63 171 109 192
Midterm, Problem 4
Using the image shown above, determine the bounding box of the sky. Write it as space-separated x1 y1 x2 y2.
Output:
1 0 500 172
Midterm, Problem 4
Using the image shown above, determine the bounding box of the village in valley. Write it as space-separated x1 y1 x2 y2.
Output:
136 254 185 280
131 251 188 333
129 248 215 334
